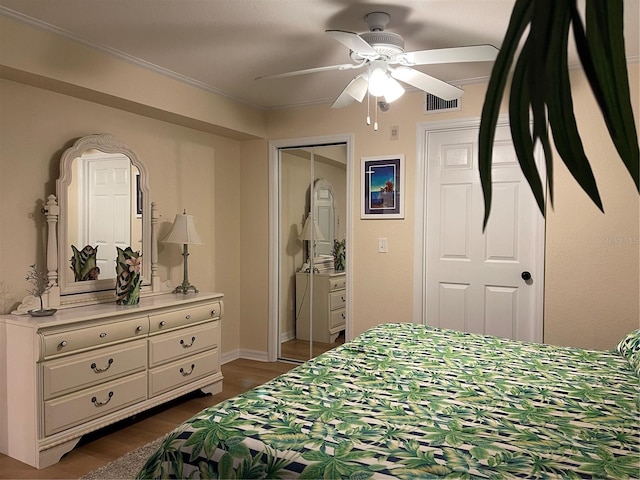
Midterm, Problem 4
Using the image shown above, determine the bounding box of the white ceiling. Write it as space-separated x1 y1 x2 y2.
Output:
1 0 638 110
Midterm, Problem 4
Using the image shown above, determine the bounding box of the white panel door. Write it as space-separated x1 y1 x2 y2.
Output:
86 155 131 279
425 124 544 342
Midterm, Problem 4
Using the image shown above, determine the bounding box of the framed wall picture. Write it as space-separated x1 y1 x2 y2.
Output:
361 154 405 219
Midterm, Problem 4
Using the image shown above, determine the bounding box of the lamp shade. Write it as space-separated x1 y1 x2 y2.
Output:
162 211 203 245
346 74 368 102
299 214 325 241
383 76 405 103
368 67 388 97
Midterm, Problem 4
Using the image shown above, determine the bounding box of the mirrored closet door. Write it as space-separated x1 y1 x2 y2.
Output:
278 144 347 362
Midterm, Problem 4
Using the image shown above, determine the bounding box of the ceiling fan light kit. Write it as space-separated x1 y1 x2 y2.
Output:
258 11 498 130
367 65 388 97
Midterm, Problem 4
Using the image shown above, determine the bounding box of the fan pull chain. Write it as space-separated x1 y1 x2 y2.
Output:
374 96 379 131
366 90 371 126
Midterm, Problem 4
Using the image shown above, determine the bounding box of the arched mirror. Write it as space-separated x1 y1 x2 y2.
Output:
312 178 337 260
54 134 152 304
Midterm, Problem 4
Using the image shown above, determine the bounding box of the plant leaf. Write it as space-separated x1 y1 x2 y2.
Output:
546 0 603 211
509 37 545 215
479 0 534 229
580 0 639 190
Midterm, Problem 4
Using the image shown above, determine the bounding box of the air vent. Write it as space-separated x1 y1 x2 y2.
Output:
424 93 460 114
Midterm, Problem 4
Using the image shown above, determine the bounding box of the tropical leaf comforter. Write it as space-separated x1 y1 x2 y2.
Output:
138 323 640 479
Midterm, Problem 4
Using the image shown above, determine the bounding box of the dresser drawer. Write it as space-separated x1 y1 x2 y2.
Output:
330 309 346 331
148 321 219 367
44 371 147 437
42 340 147 400
149 302 221 333
329 291 346 310
43 317 149 359
329 277 346 291
148 349 219 397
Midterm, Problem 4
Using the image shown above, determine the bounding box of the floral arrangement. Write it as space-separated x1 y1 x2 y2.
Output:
333 239 346 272
115 247 142 305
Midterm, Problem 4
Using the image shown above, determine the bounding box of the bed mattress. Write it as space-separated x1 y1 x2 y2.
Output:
138 323 640 479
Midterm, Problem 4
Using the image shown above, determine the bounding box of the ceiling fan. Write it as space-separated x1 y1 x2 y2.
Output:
258 12 498 108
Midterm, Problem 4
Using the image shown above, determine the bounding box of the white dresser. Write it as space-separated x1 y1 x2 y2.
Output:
0 292 223 469
296 271 346 343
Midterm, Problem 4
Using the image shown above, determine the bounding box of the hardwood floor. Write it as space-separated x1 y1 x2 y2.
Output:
280 331 345 362
0 359 296 480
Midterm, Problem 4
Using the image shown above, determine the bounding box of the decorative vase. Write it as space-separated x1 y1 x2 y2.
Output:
333 239 346 272
115 247 142 305
70 244 100 281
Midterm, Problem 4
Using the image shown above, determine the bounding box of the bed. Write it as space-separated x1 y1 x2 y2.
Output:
137 323 640 479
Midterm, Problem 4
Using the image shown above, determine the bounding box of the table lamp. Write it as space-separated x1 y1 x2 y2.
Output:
298 213 324 273
162 210 202 294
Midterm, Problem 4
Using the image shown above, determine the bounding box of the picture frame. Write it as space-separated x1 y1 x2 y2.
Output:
361 154 405 219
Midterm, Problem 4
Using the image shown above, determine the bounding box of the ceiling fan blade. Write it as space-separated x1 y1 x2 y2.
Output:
326 30 378 57
331 74 368 108
390 67 464 101
256 63 357 80
402 45 499 65
331 89 356 109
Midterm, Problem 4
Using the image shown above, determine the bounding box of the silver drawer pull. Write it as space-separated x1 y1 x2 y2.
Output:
136 325 143 333
180 336 196 348
341 296 346 302
211 309 216 316
91 358 114 373
99 332 107 338
59 340 68 348
159 321 166 327
185 314 191 320
180 364 196 376
91 391 114 407
341 313 346 319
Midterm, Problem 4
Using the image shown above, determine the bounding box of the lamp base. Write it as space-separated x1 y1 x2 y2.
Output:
173 243 198 294
298 262 319 274
173 283 199 294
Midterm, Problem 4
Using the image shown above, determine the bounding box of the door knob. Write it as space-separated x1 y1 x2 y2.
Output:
521 271 532 281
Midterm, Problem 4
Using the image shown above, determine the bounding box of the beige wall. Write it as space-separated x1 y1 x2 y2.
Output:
265 84 496 340
1 15 637 356
0 15 266 140
238 139 270 356
544 66 640 348
265 68 639 350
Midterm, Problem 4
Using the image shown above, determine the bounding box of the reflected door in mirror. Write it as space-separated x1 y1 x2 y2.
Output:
81 153 134 279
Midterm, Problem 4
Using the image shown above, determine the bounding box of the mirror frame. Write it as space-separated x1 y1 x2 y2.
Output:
51 134 156 307
312 178 337 261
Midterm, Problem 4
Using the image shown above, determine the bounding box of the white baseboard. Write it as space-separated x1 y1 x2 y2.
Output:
221 348 269 365
280 329 295 343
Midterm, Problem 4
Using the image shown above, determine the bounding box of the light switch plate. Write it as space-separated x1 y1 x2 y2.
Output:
390 125 399 141
378 237 388 253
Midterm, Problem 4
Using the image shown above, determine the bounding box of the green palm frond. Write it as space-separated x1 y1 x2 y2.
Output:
185 414 253 460
300 442 373 479
479 0 638 228
579 446 640 478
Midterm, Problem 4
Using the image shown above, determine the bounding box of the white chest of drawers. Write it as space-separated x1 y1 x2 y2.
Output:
295 271 346 344
0 292 223 469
